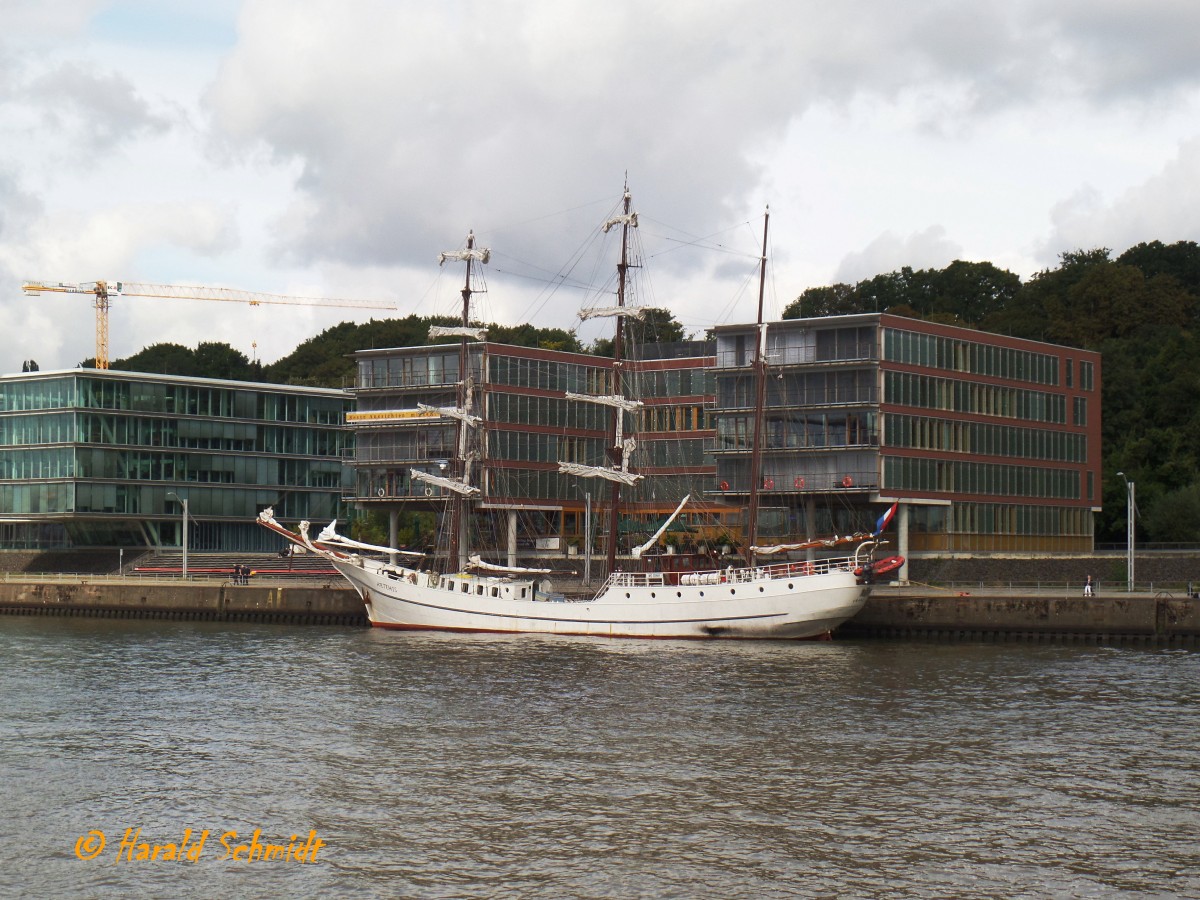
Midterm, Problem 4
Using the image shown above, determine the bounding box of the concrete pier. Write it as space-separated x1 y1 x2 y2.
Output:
0 576 366 626
843 585 1200 645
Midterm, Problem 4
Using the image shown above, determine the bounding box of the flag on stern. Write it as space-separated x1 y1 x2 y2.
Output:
873 502 898 537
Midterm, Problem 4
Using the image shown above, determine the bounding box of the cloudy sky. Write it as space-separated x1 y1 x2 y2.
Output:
2 0 1198 372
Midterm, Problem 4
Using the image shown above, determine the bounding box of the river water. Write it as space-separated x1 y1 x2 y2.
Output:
1 618 1197 899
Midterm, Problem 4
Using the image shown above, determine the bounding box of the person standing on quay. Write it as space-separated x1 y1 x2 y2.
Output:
1084 574 1094 597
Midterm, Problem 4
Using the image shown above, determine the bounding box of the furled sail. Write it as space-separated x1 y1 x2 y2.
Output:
558 461 643 485
578 305 647 321
410 468 480 496
418 403 482 427
465 555 553 575
315 520 424 556
428 325 488 341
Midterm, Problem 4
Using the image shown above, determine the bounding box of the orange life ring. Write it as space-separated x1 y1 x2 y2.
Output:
794 476 805 490
763 478 774 490
841 475 853 488
719 480 730 491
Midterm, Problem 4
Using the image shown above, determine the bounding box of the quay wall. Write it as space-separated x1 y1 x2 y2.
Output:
0 579 366 626
2 577 1199 645
844 587 1200 645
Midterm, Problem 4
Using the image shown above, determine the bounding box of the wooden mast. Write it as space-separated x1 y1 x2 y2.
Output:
448 231 478 571
604 187 634 576
745 207 770 564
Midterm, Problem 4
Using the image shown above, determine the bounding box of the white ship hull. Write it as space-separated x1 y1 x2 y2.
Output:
332 555 866 640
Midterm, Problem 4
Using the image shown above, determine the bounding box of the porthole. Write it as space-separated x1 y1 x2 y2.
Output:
788 583 794 589
676 592 682 597
730 588 736 595
650 592 656 598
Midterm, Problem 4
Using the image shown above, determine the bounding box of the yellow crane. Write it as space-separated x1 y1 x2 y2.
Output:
20 279 398 370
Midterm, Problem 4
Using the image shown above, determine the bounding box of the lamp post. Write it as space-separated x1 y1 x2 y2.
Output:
1116 472 1134 592
166 491 189 579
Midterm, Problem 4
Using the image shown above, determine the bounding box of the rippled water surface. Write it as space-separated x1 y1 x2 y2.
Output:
2 617 1198 898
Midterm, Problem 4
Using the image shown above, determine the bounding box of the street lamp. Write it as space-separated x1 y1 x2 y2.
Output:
166 491 189 579
1116 472 1134 592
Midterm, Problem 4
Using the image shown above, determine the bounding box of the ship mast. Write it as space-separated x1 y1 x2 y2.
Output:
421 231 490 572
604 188 634 575
745 208 770 565
556 184 645 575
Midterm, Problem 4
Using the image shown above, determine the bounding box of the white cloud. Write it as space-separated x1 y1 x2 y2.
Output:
1040 138 1200 263
834 227 964 284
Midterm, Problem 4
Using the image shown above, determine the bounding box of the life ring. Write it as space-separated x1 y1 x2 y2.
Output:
424 487 434 496
841 475 853 488
719 480 729 491
377 487 386 498
763 478 774 490
794 476 805 490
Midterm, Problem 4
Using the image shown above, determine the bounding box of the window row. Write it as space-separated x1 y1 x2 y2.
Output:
716 412 877 451
884 456 1081 500
357 352 465 389
74 483 340 519
489 431 607 466
717 369 878 410
490 355 612 394
71 448 346 487
487 392 613 432
949 503 1093 537
0 379 347 423
718 326 877 368
884 328 1062 386
885 372 1067 424
635 368 714 399
640 405 712 433
884 414 1087 463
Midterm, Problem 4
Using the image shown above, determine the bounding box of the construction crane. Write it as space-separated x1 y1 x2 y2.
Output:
20 280 398 370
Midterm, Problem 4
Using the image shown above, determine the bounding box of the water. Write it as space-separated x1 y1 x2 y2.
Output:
1 618 1198 899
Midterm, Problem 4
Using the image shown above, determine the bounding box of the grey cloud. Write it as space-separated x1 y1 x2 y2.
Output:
26 62 172 151
202 1 1200 283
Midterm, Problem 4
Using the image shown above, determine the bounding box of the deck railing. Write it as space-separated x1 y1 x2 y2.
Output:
601 555 858 590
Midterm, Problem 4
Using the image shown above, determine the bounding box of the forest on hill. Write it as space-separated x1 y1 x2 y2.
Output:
105 239 1200 545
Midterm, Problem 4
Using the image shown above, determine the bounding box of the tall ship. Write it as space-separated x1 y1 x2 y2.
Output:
258 186 898 638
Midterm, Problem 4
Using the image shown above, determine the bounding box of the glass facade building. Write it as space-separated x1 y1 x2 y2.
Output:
0 370 352 551
711 314 1102 553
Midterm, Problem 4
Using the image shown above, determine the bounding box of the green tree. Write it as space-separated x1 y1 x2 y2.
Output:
782 283 860 318
107 342 198 375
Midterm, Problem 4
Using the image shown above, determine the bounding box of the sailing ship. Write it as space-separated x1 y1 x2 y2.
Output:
257 188 897 638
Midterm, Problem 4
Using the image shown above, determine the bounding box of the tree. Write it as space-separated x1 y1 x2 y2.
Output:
783 284 860 318
194 342 254 381
929 260 1021 326
107 343 199 376
589 306 686 356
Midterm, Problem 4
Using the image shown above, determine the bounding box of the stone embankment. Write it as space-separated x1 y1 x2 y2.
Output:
0 577 365 626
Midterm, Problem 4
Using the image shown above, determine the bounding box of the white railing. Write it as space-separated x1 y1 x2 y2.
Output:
600 556 858 590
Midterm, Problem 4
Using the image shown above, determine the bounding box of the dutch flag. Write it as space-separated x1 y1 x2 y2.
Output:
873 502 898 537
